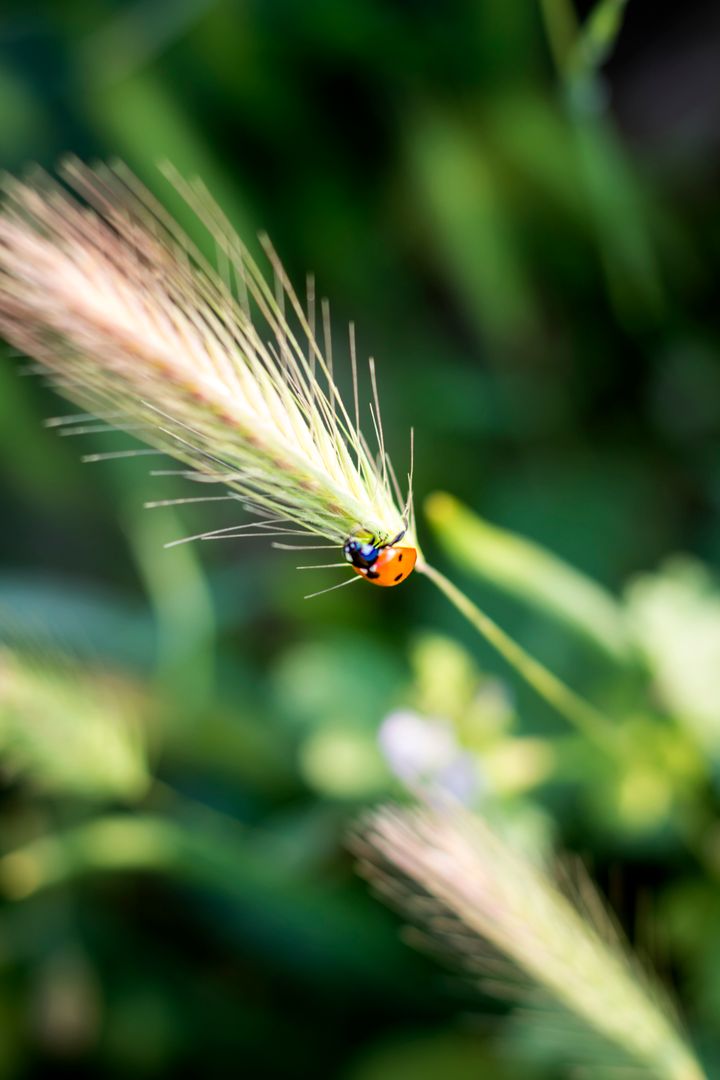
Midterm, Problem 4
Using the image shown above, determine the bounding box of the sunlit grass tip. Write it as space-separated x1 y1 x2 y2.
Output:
0 160 416 596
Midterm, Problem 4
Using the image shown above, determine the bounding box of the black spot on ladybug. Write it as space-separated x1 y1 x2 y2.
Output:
394 573 403 582
398 553 403 561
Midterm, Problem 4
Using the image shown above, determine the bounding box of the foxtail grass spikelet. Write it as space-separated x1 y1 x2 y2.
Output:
356 806 705 1080
0 161 415 597
0 161 621 743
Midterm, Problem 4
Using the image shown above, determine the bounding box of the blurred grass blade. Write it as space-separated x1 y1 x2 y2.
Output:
425 492 631 663
540 0 664 322
407 109 539 343
625 557 720 755
357 805 706 1080
571 118 664 321
81 68 258 257
570 0 631 80
0 649 149 800
541 0 630 82
79 0 217 86
0 356 80 504
0 573 156 670
0 811 416 991
122 503 216 708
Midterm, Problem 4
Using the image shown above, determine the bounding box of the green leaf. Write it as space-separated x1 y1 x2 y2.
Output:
406 109 539 343
626 557 720 755
571 0 631 80
425 492 631 663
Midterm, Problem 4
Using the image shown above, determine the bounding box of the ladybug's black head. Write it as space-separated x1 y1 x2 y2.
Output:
343 537 379 569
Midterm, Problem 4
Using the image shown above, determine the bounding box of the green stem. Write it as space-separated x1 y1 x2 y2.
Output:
419 561 621 754
540 0 630 89
539 0 579 75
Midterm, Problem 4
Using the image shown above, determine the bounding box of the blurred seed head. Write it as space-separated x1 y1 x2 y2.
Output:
355 805 705 1080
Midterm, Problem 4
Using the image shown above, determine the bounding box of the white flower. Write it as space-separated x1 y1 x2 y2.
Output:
378 708 478 802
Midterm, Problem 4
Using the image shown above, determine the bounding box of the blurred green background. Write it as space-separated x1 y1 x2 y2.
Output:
1 0 720 1076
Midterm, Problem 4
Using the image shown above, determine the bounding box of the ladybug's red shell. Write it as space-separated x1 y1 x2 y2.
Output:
351 544 417 587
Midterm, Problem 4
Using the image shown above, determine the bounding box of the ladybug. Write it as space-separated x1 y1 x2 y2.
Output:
343 529 417 587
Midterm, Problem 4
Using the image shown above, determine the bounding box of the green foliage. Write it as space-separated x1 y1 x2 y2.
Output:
425 491 631 662
0 650 149 800
626 558 720 756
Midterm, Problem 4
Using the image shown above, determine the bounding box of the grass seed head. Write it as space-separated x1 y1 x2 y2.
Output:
357 805 706 1080
0 161 416 568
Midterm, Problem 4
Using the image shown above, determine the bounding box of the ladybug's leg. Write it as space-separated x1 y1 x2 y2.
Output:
379 528 406 550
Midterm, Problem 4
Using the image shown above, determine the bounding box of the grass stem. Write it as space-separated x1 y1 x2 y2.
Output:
419 561 621 754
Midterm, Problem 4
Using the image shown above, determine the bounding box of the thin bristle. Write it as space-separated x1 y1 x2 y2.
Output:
306 274 316 380
272 542 339 550
349 322 361 472
144 495 239 509
164 518 288 548
368 357 388 496
295 562 350 570
81 449 166 463
304 575 361 600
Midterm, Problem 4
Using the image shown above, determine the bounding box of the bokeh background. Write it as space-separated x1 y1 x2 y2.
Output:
1 0 720 1076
